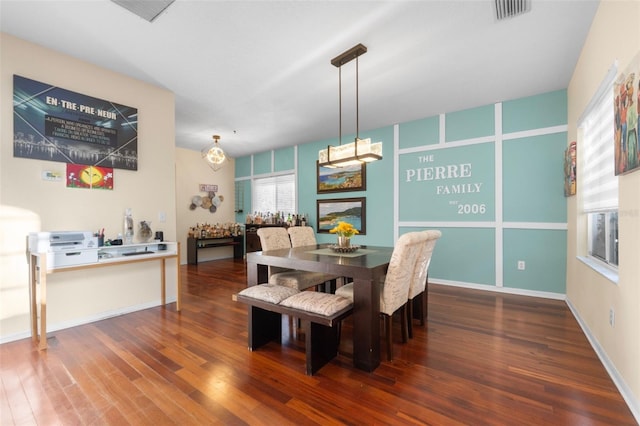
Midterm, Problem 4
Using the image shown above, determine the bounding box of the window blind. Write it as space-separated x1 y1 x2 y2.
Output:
580 64 618 213
252 174 295 214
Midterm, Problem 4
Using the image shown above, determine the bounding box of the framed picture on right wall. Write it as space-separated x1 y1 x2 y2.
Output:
614 51 640 175
564 141 577 197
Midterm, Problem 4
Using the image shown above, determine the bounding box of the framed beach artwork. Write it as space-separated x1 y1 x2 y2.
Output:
317 161 366 193
317 197 366 235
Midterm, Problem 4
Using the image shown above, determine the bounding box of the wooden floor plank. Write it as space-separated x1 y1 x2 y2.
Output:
0 258 636 425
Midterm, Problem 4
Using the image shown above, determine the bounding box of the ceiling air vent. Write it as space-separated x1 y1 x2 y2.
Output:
494 0 531 21
111 0 175 23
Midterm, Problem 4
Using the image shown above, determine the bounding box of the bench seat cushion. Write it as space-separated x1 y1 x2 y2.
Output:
269 270 338 291
280 292 352 316
238 284 299 304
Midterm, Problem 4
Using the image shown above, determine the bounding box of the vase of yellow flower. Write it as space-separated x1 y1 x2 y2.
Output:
329 221 359 248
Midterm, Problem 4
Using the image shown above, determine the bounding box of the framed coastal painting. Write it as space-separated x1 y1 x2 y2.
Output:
317 161 366 193
317 197 366 235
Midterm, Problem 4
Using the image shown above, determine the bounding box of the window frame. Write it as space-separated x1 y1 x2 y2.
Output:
577 62 619 282
251 172 296 216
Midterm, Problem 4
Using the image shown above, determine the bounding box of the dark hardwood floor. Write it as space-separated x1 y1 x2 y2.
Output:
1 258 636 425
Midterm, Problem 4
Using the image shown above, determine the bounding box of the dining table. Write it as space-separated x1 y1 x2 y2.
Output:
246 243 395 372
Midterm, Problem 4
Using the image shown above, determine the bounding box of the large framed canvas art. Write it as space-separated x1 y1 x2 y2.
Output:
13 75 138 170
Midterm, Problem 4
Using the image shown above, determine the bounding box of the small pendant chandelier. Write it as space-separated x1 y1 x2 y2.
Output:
318 43 383 168
202 134 226 171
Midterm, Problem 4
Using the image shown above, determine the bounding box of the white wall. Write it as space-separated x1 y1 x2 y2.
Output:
0 33 177 342
566 0 640 418
175 147 237 264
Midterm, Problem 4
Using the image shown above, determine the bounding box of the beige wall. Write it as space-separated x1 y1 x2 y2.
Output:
175 147 237 264
567 0 640 417
0 33 177 342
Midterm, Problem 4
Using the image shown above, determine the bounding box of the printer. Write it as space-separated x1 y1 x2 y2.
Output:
28 231 99 269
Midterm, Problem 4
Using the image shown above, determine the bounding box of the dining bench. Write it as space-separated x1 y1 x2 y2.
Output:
234 284 353 375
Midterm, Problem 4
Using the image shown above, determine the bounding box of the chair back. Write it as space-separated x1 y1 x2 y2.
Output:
257 227 292 276
288 226 317 248
257 227 291 251
408 230 442 300
380 232 425 316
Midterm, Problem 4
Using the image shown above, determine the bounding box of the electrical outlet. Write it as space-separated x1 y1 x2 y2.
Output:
517 260 525 270
158 211 166 223
609 307 615 327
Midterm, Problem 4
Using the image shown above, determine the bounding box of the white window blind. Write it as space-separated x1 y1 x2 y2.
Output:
580 64 618 213
252 174 295 214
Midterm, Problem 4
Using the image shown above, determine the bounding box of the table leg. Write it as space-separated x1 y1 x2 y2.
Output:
29 254 38 344
175 251 182 311
161 258 167 305
352 277 380 372
247 260 258 286
38 253 47 350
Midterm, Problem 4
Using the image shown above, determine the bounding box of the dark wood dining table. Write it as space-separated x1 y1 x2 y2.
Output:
246 243 394 372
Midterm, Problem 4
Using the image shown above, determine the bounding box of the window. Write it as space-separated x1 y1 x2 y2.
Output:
588 212 618 266
252 173 295 215
580 64 619 268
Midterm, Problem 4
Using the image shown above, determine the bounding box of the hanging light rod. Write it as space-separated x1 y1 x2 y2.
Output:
319 43 383 169
330 43 367 67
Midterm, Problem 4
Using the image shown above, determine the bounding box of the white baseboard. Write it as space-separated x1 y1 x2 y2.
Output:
565 298 640 424
430 278 566 300
0 297 177 345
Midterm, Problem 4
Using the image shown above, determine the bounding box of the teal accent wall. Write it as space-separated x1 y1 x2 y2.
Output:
274 146 295 172
234 179 252 223
298 138 331 232
445 104 494 141
502 90 567 133
352 127 395 246
297 128 394 246
398 226 496 285
235 156 252 178
503 229 567 293
399 142 495 222
253 151 272 175
235 89 568 296
503 133 567 223
399 116 439 149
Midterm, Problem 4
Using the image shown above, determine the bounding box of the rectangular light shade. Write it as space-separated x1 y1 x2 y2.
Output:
318 138 382 168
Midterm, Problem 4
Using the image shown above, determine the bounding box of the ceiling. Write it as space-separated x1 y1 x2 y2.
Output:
1 0 599 159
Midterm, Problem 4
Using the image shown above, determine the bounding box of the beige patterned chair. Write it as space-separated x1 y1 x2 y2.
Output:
407 230 441 338
257 227 337 291
287 226 317 247
335 231 425 361
288 226 341 292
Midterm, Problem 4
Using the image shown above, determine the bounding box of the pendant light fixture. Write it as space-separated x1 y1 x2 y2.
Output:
202 134 226 171
318 43 383 168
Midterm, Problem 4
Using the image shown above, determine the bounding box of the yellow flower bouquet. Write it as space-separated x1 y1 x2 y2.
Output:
329 221 359 238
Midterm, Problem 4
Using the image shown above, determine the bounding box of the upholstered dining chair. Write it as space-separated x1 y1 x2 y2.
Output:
287 226 317 247
288 226 341 292
257 227 337 292
335 231 425 361
407 230 441 338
